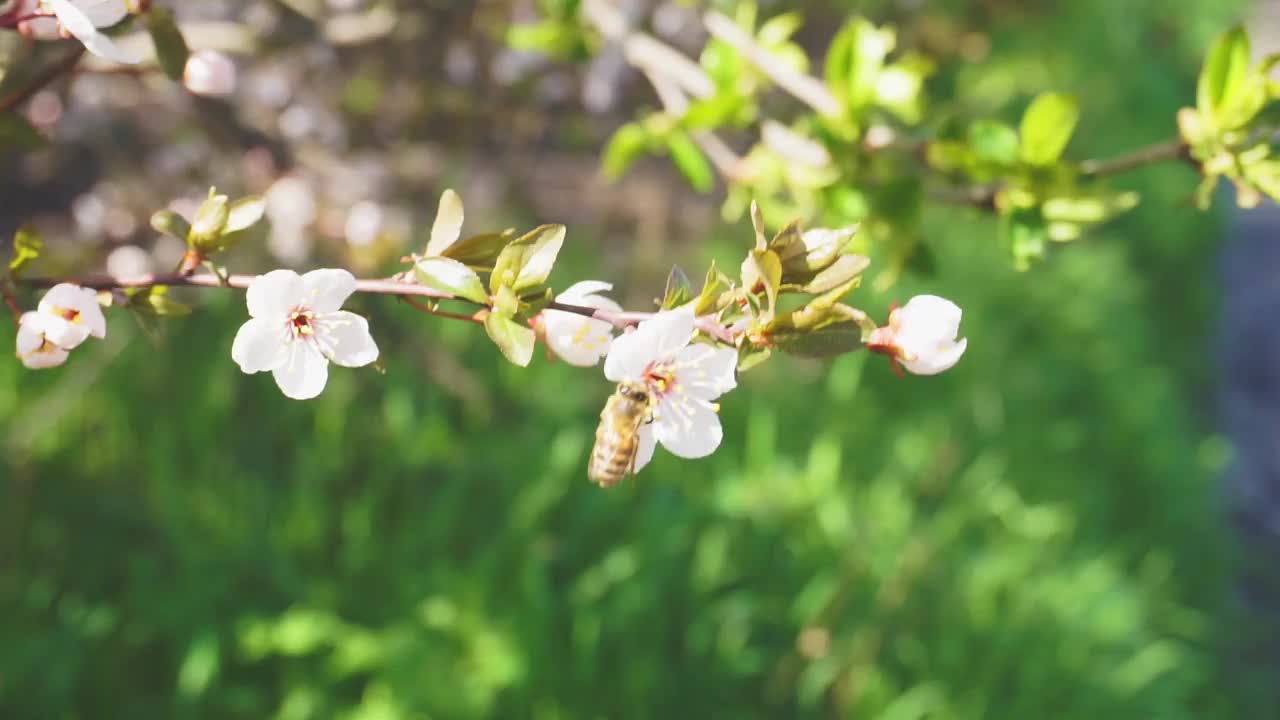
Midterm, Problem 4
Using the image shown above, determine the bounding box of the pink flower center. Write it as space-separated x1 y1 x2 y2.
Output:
289 308 315 338
643 362 678 397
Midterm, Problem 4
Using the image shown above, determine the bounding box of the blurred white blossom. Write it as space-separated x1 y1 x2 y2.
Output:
183 50 237 97
541 281 621 367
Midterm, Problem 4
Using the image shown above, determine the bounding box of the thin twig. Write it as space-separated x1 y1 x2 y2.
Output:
1078 137 1192 178
19 273 739 342
1 283 22 327
399 295 484 325
702 10 841 117
0 44 85 114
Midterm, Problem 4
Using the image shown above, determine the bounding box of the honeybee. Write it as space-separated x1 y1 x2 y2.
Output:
588 380 654 487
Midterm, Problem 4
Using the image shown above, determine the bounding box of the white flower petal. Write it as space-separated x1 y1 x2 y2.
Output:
72 0 129 28
246 269 303 319
316 310 379 367
271 340 329 400
603 327 650 382
37 283 106 342
301 268 357 313
653 396 723 459
901 337 967 375
543 312 614 367
231 317 288 374
557 280 620 308
647 305 697 358
16 313 70 369
603 306 696 382
673 343 738 400
47 0 140 64
632 423 657 474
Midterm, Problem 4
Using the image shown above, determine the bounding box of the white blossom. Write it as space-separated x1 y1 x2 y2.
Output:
868 294 967 375
35 282 107 350
542 280 622 367
182 50 237 97
15 312 70 369
43 0 141 65
603 305 738 473
231 269 380 400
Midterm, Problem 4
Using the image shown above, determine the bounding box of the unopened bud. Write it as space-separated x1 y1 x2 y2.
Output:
189 194 230 250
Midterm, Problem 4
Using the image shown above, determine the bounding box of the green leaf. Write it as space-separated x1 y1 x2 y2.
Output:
224 196 266 234
749 200 768 251
1041 192 1139 223
667 130 715 192
1246 159 1280 201
151 209 193 242
127 286 192 317
824 18 892 110
968 121 1020 167
695 261 729 315
490 224 566 293
662 265 692 310
1003 207 1048 270
1019 92 1079 166
0 114 46 151
8 224 42 276
770 303 871 358
1197 25 1250 128
440 230 515 270
146 8 190 82
741 249 782 320
414 256 489 304
602 123 650 180
189 193 230 250
799 254 869 295
484 312 536 367
425 189 464 256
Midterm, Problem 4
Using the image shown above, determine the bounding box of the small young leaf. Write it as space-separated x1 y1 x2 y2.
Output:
799 254 869 294
968 121 1020 167
742 249 782 319
224 196 266 234
425 189 464 256
146 8 190 82
602 123 651 180
484 312 536 367
749 200 768 250
128 286 192 317
667 130 715 192
770 303 871 358
1019 92 1079 166
151 209 193 242
1197 25 1250 128
695 261 729 315
8 224 42 276
1003 207 1048 270
440 230 515 270
491 224 566 293
662 265 692 310
414 256 489 304
189 194 230 249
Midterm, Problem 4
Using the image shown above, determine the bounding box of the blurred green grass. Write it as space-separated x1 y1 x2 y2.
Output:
0 0 1272 717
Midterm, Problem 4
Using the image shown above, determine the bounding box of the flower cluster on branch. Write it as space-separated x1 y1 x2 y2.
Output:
6 186 967 485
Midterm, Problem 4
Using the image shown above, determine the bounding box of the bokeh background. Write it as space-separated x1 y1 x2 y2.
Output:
2 0 1278 717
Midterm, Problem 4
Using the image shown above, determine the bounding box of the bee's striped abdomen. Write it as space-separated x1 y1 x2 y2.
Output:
587 387 649 487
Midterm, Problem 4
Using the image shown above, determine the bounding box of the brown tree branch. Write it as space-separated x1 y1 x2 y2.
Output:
17 272 739 342
0 44 85 114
